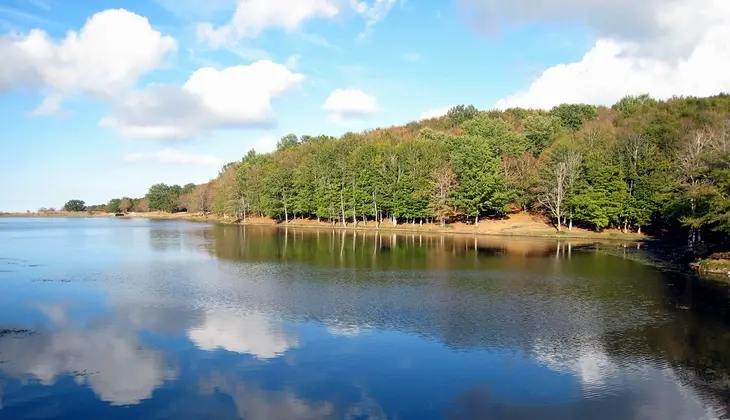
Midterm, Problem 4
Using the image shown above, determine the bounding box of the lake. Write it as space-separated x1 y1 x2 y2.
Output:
0 217 729 419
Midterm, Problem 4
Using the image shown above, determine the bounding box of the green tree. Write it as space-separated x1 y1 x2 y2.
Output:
106 198 121 213
550 103 598 131
447 135 508 225
63 199 86 212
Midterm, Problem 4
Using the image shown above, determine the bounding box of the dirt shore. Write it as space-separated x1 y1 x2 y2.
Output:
0 211 645 241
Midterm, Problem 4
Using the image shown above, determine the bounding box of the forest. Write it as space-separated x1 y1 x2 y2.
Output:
78 94 730 251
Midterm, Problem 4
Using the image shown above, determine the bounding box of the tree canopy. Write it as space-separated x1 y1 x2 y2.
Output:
63 199 86 212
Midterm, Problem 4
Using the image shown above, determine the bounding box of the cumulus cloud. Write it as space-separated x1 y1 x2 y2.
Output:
419 105 453 121
122 148 222 166
322 88 377 123
101 60 304 140
187 311 298 359
484 0 730 109
0 9 176 114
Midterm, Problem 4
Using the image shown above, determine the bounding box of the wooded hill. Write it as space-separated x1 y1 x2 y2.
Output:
95 94 730 250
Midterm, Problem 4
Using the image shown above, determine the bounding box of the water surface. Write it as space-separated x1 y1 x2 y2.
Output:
0 218 729 419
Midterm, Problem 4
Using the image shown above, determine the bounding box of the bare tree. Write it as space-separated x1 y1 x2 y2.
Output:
564 150 583 230
189 184 211 214
431 166 458 226
676 128 711 247
119 197 133 213
538 161 568 231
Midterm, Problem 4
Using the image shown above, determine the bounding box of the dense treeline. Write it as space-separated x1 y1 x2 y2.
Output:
95 94 730 249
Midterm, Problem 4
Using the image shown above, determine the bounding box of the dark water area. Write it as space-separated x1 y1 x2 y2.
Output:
1 218 730 419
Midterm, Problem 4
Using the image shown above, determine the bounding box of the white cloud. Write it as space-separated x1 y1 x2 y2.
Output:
101 60 304 140
123 148 222 166
285 54 302 70
197 0 397 47
490 0 730 109
351 0 397 38
188 311 298 359
322 88 377 122
27 93 63 116
197 0 339 47
419 105 453 120
459 0 726 60
0 9 176 114
252 135 278 154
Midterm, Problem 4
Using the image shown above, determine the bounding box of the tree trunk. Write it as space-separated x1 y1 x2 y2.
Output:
475 215 479 227
352 180 357 227
556 215 562 232
568 209 573 231
372 191 378 228
392 215 397 226
283 191 288 224
340 188 346 227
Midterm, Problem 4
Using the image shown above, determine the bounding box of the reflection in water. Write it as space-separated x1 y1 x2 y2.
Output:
2 219 730 418
188 311 298 359
200 372 335 420
0 304 176 406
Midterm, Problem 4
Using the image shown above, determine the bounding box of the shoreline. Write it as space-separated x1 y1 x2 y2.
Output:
1 211 646 242
6 211 729 280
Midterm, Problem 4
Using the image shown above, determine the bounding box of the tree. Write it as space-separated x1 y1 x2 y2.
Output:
277 134 299 151
431 166 458 225
447 135 508 225
146 183 182 213
676 128 713 247
133 197 149 213
63 200 86 212
106 198 121 213
538 161 567 231
119 197 133 213
550 103 598 131
446 105 479 127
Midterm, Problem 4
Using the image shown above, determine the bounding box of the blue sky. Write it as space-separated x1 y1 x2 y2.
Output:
1 0 728 211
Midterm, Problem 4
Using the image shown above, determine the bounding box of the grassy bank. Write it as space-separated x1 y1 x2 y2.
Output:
691 255 730 275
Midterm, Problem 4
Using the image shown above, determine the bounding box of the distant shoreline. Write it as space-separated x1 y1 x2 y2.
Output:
0 211 646 242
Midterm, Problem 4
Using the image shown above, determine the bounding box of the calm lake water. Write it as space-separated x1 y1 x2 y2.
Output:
1 218 730 419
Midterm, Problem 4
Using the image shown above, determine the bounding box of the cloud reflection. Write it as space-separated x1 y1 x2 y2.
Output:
187 311 298 359
200 371 334 420
0 304 176 406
